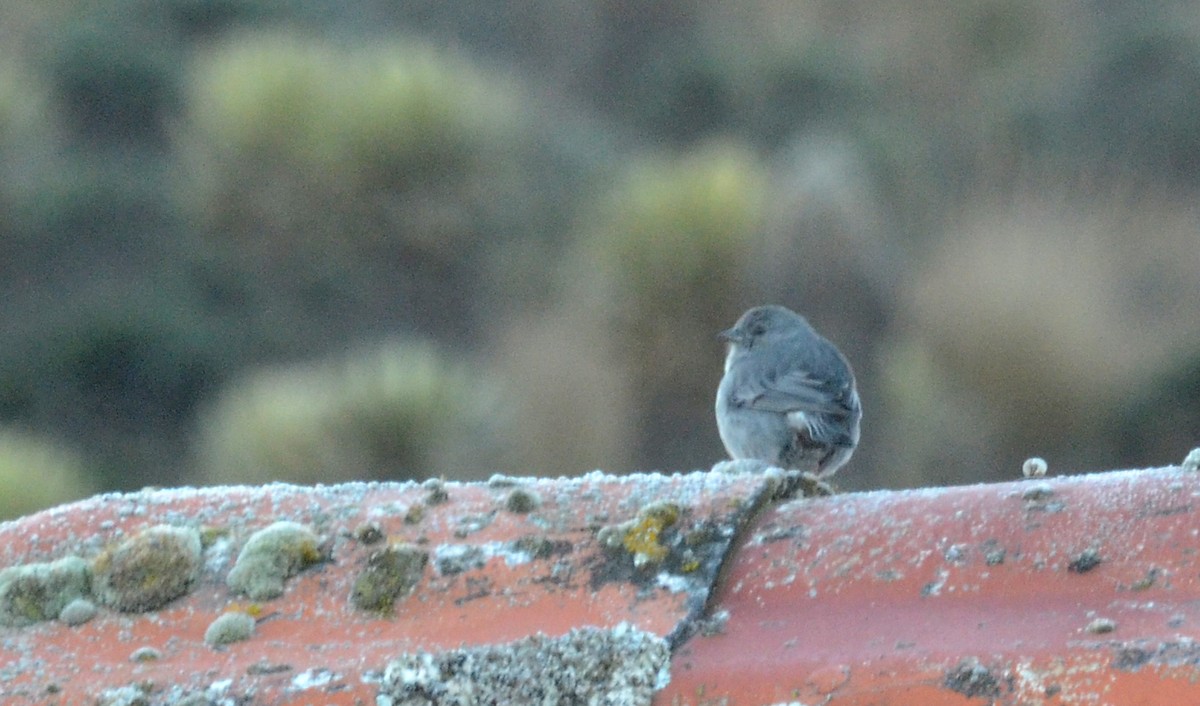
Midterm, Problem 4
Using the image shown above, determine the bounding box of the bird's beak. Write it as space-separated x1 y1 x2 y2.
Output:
718 327 740 344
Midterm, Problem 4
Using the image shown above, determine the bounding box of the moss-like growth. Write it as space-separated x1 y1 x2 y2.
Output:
1068 548 1102 574
433 545 486 577
423 477 450 506
226 521 322 600
130 646 162 662
0 556 91 626
503 488 542 514
350 543 428 614
199 526 230 548
204 611 256 646
92 526 202 612
95 684 153 706
354 522 385 545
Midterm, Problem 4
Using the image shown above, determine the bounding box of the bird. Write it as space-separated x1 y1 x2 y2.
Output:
715 305 861 477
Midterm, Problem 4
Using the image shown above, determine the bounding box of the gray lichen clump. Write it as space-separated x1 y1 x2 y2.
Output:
58 597 97 626
204 611 257 646
92 525 203 612
351 543 429 614
377 623 670 706
503 487 542 514
226 521 323 600
0 555 91 626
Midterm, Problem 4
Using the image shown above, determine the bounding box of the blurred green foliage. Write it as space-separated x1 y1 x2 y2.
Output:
196 339 504 485
0 0 1197 517
569 142 768 469
0 429 96 521
582 141 765 309
186 33 511 190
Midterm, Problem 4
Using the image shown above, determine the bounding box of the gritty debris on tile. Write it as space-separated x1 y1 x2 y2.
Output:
1067 548 1102 574
943 657 1001 699
1085 617 1116 634
422 478 450 505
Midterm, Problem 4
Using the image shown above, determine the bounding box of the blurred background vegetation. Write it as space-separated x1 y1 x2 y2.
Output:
1 0 1198 519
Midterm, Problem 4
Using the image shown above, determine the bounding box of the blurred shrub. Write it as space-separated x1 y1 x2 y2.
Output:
163 0 294 39
0 286 227 489
899 180 1200 478
49 7 181 145
490 309 636 478
1119 353 1200 465
0 429 96 521
179 31 538 345
187 32 508 189
0 61 49 149
196 339 507 485
1056 32 1200 183
622 31 867 149
579 141 766 313
875 338 1003 488
565 141 768 470
0 59 56 247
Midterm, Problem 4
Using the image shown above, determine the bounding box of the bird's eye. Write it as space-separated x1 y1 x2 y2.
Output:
749 323 766 336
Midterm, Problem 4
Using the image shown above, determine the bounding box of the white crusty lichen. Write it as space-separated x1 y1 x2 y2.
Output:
377 623 670 706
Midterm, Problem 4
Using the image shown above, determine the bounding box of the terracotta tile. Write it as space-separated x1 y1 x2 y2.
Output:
4 465 1200 704
0 470 774 704
663 466 1200 704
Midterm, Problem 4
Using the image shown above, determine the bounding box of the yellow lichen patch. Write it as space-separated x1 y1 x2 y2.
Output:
228 601 264 618
621 502 681 568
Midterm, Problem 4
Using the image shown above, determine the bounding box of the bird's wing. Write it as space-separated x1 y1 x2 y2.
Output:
733 366 854 418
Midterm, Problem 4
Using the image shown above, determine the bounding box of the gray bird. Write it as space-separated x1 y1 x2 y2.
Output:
715 305 861 477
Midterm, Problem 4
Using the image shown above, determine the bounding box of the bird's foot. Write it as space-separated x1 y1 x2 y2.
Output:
795 471 837 498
